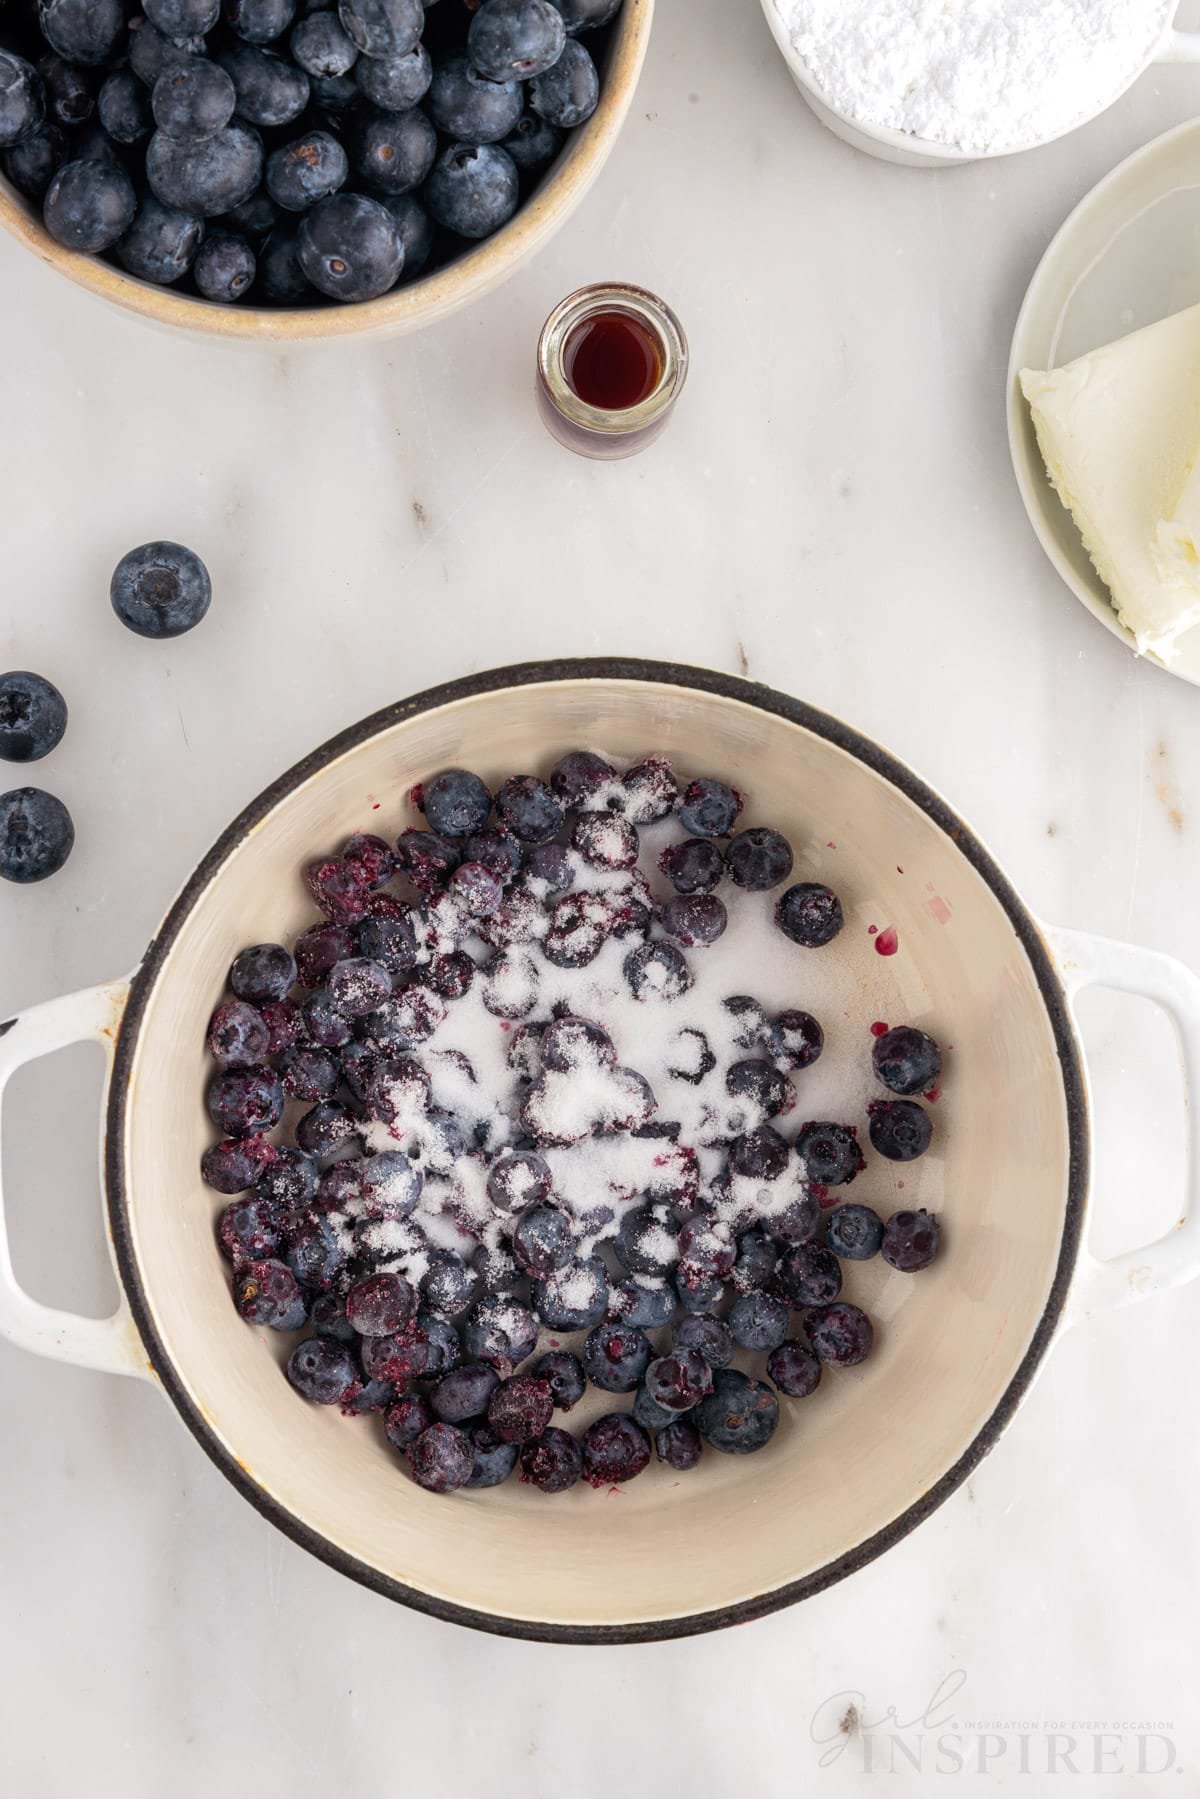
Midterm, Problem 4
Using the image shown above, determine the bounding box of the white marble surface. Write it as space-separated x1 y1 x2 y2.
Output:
3 1 1200 1790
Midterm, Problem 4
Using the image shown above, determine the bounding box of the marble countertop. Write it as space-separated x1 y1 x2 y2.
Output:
4 1 1200 1790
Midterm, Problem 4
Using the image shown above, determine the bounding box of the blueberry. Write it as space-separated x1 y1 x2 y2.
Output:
344 833 398 888
342 1377 395 1416
373 191 430 279
532 1256 608 1330
675 1267 726 1314
286 9 354 77
294 922 355 985
193 230 256 300
541 1013 616 1070
352 104 436 194
301 988 351 1048
658 837 721 896
110 541 211 638
43 157 135 249
767 1008 824 1070
257 221 311 300
37 0 125 66
354 41 430 108
145 0 220 37
548 0 620 29
631 1385 677 1432
620 754 679 823
723 993 766 1050
430 1359 499 1423
266 127 347 210
234 1258 307 1329
115 193 203 283
493 773 562 843
728 1291 788 1353
39 55 93 130
254 1144 319 1206
283 1217 346 1290
469 0 565 81
529 1349 585 1412
327 955 392 1016
227 0 296 43
766 1339 821 1397
396 826 461 889
776 882 844 948
804 1301 873 1367
664 1025 715 1087
794 1121 864 1187
147 118 264 215
494 109 561 177
215 184 277 239
0 786 73 884
519 1426 582 1493
660 893 727 948
613 1205 678 1276
581 1322 650 1394
677 778 740 838
725 826 793 892
826 1202 884 1261
295 1099 362 1158
881 1207 940 1271
582 1412 649 1487
732 1227 778 1293
677 1216 735 1280
872 1026 941 1096
309 69 359 109
360 1324 429 1386
541 891 608 967
726 1058 794 1124
129 18 203 88
408 1422 473 1492
426 52 522 143
3 122 67 200
463 1295 538 1372
361 1149 422 1217
511 1203 573 1278
337 0 422 57
548 748 613 807
152 59 235 142
776 1241 842 1307
418 1310 463 1376
623 939 692 1001
463 1423 518 1488
286 1335 356 1403
655 1418 702 1472
528 35 599 127
644 1347 713 1414
727 1124 787 1184
694 1368 779 1456
674 1311 734 1370
868 1099 933 1162
217 1192 282 1263
201 1134 277 1194
487 1373 553 1443
343 1271 414 1337
95 70 151 145
207 999 269 1068
297 191 403 300
218 44 310 127
0 673 67 765
385 1392 433 1449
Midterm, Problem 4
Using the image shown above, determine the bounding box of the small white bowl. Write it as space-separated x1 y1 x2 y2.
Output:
759 0 1200 168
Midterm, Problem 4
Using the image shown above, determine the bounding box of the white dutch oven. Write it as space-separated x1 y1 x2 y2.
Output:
1 661 1198 1643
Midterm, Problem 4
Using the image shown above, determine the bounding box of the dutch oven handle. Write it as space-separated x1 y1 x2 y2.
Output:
0 979 150 1380
1046 926 1200 1325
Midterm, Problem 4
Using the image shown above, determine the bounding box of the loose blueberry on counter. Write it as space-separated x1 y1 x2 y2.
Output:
776 882 844 948
872 1025 942 1096
0 786 74 882
519 1425 582 1493
146 121 264 216
825 1202 884 1261
287 1335 357 1404
110 540 212 638
766 1338 821 1398
465 1424 519 1487
116 193 204 283
354 42 430 108
0 672 67 764
775 1241 842 1308
385 1392 433 1450
881 1208 940 1272
729 1291 789 1353
656 1418 702 1472
487 1373 553 1442
766 1008 824 1069
725 827 793 892
468 0 565 81
868 1098 933 1162
44 156 136 248
408 1421 474 1492
39 0 126 65
794 1120 865 1187
234 1258 307 1328
581 1412 650 1486
528 34 598 126
674 1311 734 1369
581 1322 650 1393
530 1349 586 1412
425 50 523 142
500 107 561 171
297 190 404 300
98 69 153 143
804 1302 873 1368
694 1369 779 1455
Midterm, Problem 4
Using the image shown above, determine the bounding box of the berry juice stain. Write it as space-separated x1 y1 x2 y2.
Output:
563 311 662 411
870 1020 889 1037
875 926 899 956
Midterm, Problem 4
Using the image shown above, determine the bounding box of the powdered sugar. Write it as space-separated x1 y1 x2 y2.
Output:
776 0 1170 154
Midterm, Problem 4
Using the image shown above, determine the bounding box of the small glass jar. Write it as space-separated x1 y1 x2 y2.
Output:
536 282 689 461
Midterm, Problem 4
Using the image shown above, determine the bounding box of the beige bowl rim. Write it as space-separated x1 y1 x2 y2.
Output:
102 658 1088 1642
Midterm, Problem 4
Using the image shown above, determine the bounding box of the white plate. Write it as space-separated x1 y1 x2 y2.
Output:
1008 117 1200 685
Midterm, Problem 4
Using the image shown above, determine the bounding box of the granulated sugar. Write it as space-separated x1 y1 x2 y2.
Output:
777 0 1169 153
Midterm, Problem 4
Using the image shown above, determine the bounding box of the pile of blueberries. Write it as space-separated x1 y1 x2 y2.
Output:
204 750 943 1496
0 538 211 884
0 0 618 306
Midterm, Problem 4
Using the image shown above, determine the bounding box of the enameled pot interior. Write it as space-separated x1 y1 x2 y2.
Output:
113 677 1073 1631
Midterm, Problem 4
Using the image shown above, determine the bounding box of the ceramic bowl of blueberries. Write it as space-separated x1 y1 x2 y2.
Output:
2 658 1199 1643
0 0 651 340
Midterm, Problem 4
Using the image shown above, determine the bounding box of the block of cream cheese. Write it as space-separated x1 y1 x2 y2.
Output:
1021 302 1200 659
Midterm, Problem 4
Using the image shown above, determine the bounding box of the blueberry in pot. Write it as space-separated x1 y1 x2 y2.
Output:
581 1322 650 1393
0 672 67 764
430 1360 499 1423
38 54 89 130
207 999 270 1069
673 1311 733 1369
726 1057 794 1121
659 836 722 895
531 1255 608 1330
468 0 565 82
43 157 135 249
297 191 404 301
529 1349 585 1412
426 52 522 142
493 773 562 843
766 1339 821 1398
677 778 741 838
97 70 152 144
0 787 74 883
644 1347 713 1414
581 1412 649 1486
345 1271 416 1336
152 58 235 141
766 1008 823 1069
286 1335 356 1404
234 1258 307 1329
661 893 726 948
881 1208 940 1271
804 1301 873 1367
632 1385 677 1432
385 1393 433 1450
465 1425 518 1489
868 1098 933 1162
254 1144 318 1206
283 1217 346 1291
775 1241 841 1307
728 1291 788 1353
216 1193 281 1264
511 1203 573 1277
115 193 203 282
519 1426 582 1493
548 748 614 807
528 38 598 127
379 190 434 275
487 1373 553 1443
609 1278 675 1329
463 1295 539 1373
694 1368 779 1455
825 1202 884 1261
37 0 125 66
146 119 263 216
110 541 211 638
351 104 436 194
201 1135 277 1194
776 882 844 948
656 1419 702 1472
872 1025 941 1096
408 1422 474 1493
194 232 256 301
621 755 681 823
794 1121 864 1187
337 0 423 57
548 0 621 29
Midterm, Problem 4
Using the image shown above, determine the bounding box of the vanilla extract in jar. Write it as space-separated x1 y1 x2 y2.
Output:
537 283 689 460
